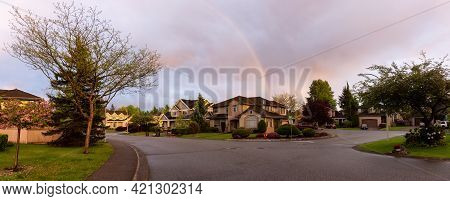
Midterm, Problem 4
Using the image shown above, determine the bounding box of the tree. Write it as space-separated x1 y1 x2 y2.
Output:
308 80 337 109
46 90 106 146
272 93 301 115
257 120 267 133
302 99 334 126
118 105 141 117
131 111 154 135
357 53 450 128
162 105 170 114
150 106 160 115
0 100 52 171
338 83 359 127
191 94 208 130
8 3 162 154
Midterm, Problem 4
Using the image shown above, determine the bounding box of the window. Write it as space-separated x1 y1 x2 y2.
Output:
233 105 237 112
249 110 253 114
213 108 218 113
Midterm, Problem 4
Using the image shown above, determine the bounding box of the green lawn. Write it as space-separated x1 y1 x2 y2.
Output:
127 132 156 136
337 127 360 130
357 135 450 159
0 143 113 181
380 126 414 131
179 133 233 140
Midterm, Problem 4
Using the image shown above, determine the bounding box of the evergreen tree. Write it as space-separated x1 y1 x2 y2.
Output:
191 94 208 130
45 78 106 146
162 105 170 114
150 106 160 115
338 83 359 127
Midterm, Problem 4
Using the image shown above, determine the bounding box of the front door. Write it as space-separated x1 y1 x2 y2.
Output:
221 122 226 132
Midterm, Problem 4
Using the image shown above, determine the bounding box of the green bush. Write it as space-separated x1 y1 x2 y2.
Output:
302 128 316 137
172 128 190 135
256 120 267 133
0 134 8 152
405 126 445 147
232 128 251 139
203 127 220 133
276 125 301 137
188 121 200 134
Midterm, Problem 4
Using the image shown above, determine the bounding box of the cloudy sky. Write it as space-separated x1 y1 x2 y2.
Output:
1 0 449 109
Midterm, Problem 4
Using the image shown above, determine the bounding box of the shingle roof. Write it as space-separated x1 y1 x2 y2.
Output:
237 105 288 119
181 99 197 109
213 96 286 108
0 89 42 101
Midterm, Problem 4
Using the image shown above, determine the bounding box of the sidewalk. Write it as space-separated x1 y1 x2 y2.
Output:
87 139 149 181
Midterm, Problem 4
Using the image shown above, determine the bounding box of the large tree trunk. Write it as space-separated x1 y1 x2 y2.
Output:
83 102 95 154
13 128 21 171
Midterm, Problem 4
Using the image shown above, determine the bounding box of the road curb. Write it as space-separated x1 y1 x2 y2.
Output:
128 144 150 181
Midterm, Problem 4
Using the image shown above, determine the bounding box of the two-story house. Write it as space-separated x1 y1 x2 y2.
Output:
159 99 213 130
210 96 288 133
105 110 131 129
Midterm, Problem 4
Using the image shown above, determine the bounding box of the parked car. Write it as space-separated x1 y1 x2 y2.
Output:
360 124 368 130
296 122 319 130
435 120 448 128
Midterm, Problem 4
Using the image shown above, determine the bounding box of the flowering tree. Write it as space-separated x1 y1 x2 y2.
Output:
0 100 52 171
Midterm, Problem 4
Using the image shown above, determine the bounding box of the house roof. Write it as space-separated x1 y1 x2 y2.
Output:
106 110 128 115
181 99 197 109
210 113 228 120
0 89 42 101
213 96 286 108
237 105 288 119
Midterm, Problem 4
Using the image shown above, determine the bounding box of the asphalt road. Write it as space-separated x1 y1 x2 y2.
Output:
108 130 450 181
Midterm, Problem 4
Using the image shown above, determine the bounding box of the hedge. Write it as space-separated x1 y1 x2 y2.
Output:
232 128 251 139
0 134 8 152
276 125 301 137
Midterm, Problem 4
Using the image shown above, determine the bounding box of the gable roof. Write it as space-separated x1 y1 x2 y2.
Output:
0 89 42 101
213 96 286 108
181 99 197 109
237 105 288 119
106 110 128 116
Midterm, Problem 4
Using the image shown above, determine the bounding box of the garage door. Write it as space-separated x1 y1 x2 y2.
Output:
245 116 258 128
362 119 378 128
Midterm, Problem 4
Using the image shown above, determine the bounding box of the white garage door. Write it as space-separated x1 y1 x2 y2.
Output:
245 116 258 128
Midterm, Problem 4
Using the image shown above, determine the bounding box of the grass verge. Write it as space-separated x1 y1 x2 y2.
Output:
0 142 113 181
357 135 450 159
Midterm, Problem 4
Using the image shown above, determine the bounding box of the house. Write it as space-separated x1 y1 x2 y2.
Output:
105 110 131 129
332 111 346 125
0 89 60 144
159 99 213 130
210 96 288 133
358 108 396 129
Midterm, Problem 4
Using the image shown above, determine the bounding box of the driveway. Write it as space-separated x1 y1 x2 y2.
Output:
108 130 450 181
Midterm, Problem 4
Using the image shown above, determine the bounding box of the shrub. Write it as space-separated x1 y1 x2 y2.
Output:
315 132 328 137
303 128 316 137
172 128 190 135
115 126 127 132
256 120 267 133
232 128 251 139
203 127 219 133
342 120 354 128
188 121 200 134
0 134 8 151
127 123 140 133
405 126 446 147
265 132 280 139
256 133 265 139
276 125 301 137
